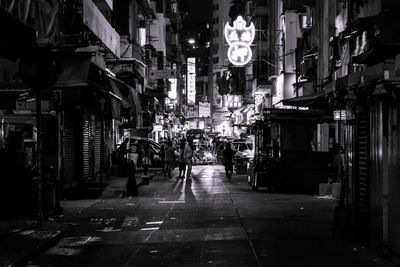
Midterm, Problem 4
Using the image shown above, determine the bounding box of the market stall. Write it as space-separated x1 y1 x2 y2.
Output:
248 108 329 193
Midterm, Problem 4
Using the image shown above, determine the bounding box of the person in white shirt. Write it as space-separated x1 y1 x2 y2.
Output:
184 140 193 179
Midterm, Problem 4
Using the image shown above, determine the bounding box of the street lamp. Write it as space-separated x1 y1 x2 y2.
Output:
188 38 195 44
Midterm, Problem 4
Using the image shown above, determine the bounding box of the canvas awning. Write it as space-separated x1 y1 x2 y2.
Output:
107 76 131 109
281 92 326 107
129 87 143 115
266 108 323 122
52 53 92 88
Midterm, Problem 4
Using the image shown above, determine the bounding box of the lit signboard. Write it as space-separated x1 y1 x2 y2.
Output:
199 102 210 117
187 57 196 105
224 16 255 66
168 78 177 100
334 110 347 121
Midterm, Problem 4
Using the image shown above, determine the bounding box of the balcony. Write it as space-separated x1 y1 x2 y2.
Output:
58 0 120 57
82 0 120 57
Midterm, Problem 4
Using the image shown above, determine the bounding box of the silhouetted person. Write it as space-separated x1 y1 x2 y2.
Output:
116 138 128 176
177 139 187 179
223 142 235 180
142 143 151 176
184 140 193 179
164 141 175 178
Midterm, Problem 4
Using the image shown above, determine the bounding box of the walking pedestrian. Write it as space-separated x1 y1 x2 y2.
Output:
184 140 193 179
115 138 129 176
223 142 235 180
164 140 176 178
177 139 187 179
126 161 138 197
159 139 165 174
142 143 151 176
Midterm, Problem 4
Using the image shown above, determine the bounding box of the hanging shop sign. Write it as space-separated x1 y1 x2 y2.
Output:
187 57 196 105
199 102 210 117
149 69 177 80
153 124 163 132
224 16 255 66
333 110 347 121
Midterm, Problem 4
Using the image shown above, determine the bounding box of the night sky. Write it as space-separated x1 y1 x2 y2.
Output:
186 0 212 23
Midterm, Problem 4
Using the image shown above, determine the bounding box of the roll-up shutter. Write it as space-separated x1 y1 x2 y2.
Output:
355 110 370 242
82 110 91 181
339 121 345 148
62 111 77 189
94 118 101 177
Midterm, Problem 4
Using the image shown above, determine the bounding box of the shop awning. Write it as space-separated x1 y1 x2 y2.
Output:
351 37 400 66
281 92 326 107
107 76 131 108
129 87 143 115
52 54 92 88
137 0 156 19
266 108 323 122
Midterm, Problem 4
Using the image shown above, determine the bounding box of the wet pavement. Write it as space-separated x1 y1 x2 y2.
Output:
2 165 397 267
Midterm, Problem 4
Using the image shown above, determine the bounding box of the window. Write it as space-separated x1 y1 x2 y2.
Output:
213 57 219 64
213 44 219 54
157 52 163 70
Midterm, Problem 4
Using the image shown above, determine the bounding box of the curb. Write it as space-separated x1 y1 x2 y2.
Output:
9 224 71 267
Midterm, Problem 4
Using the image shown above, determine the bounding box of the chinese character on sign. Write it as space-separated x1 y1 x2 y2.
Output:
224 16 255 66
187 57 196 105
333 110 347 121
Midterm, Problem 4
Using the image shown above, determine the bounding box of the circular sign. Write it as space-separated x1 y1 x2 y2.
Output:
227 43 253 66
224 16 255 66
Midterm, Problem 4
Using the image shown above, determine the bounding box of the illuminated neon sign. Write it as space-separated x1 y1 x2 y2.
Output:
224 16 255 66
187 57 196 105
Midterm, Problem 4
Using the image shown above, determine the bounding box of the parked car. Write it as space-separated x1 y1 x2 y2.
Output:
128 137 162 168
232 139 254 160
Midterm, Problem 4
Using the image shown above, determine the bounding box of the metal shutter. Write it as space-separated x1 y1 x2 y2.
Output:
355 110 370 242
82 110 91 181
94 118 101 178
62 111 77 189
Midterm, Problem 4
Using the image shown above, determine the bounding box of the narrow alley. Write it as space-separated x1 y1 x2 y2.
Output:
18 166 395 267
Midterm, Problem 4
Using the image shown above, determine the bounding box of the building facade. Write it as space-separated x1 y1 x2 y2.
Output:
0 0 176 217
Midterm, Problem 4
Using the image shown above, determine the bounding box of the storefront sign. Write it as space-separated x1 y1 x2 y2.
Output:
199 102 210 117
187 57 196 105
333 110 347 121
153 124 163 132
224 16 255 66
150 69 176 80
168 78 177 100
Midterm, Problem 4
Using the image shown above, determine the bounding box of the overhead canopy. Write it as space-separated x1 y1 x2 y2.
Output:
129 87 142 115
107 76 131 109
265 108 323 122
281 92 326 108
52 53 92 88
352 37 400 66
137 0 156 19
52 52 136 120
